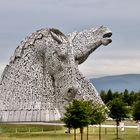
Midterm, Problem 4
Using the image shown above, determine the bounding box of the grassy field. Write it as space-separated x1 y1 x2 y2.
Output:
0 122 139 140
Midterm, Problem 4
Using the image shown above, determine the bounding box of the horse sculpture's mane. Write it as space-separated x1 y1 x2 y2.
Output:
10 28 66 63
1 28 64 85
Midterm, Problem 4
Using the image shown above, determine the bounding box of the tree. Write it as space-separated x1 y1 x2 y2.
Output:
90 105 108 140
107 98 129 139
113 91 122 99
129 91 135 106
106 89 113 103
100 90 107 104
62 99 92 140
132 101 140 121
123 89 130 106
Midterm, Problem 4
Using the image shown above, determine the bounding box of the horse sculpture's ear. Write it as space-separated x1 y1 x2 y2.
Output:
49 28 67 44
50 28 65 36
68 32 77 44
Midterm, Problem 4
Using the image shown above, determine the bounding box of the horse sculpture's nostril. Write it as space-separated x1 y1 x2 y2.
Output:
103 32 112 38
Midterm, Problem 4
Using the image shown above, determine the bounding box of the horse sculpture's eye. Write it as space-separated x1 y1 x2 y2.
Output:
56 48 68 61
58 55 67 61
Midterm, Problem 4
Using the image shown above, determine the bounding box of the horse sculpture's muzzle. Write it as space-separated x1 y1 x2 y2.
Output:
101 31 112 46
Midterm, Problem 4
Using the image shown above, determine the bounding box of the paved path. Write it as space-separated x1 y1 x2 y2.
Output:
92 124 137 128
0 122 138 128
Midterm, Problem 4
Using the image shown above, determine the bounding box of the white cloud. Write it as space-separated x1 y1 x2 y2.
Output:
79 48 140 78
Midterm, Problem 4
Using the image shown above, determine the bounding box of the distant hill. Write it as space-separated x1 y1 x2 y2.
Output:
90 74 140 92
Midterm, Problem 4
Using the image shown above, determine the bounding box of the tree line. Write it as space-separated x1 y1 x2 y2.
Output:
100 89 140 106
100 89 140 138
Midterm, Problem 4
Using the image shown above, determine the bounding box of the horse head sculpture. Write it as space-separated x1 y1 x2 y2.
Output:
0 26 112 121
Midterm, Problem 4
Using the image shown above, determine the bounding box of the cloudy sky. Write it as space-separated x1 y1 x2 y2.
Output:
0 0 140 78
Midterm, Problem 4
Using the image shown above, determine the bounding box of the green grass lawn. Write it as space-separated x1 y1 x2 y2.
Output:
0 123 139 140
